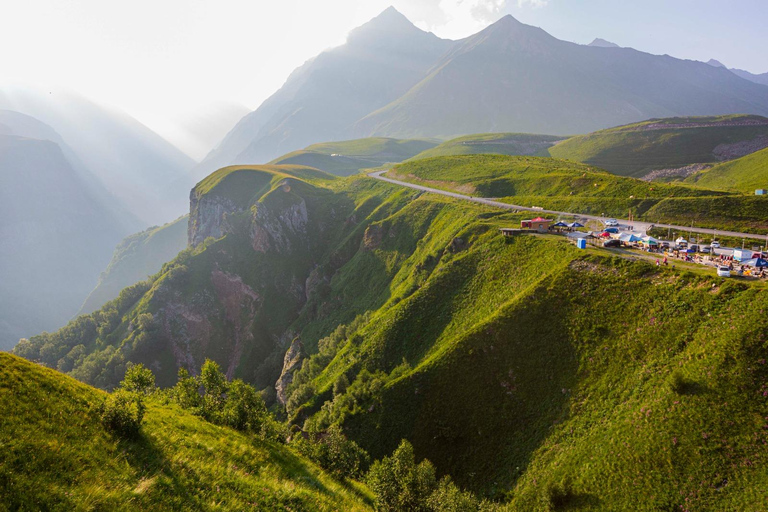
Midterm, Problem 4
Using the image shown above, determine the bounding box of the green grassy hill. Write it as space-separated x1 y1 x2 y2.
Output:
408 133 563 160
547 115 768 178
15 155 768 510
269 137 437 176
79 215 189 315
388 154 768 233
685 146 768 193
275 189 768 509
0 352 371 511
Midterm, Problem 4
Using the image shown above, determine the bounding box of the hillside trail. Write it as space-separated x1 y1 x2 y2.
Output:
368 170 768 244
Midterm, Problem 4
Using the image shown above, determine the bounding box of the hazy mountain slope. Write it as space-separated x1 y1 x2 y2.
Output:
408 132 563 160
354 15 768 139
685 146 768 192
191 8 453 182
730 68 768 87
0 352 372 511
547 114 768 177
162 101 251 161
0 135 132 350
79 216 189 316
0 87 195 224
269 137 438 176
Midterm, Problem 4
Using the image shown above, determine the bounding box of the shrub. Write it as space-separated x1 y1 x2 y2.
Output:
200 359 228 422
426 476 480 512
292 424 370 479
172 368 202 409
121 363 155 394
99 389 145 438
367 439 437 512
222 379 268 433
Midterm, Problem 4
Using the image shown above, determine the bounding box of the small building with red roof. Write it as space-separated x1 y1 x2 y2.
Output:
521 217 553 233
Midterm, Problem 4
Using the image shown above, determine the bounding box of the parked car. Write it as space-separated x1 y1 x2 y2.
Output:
689 244 699 252
675 237 688 246
661 241 671 249
604 227 619 234
701 246 711 253
603 239 621 248
605 219 619 227
710 241 721 249
717 266 731 277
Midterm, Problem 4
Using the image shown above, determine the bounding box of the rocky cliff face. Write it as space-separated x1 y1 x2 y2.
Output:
188 190 241 247
275 338 304 405
250 181 309 254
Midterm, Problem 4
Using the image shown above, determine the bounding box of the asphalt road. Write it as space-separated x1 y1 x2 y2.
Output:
369 170 768 246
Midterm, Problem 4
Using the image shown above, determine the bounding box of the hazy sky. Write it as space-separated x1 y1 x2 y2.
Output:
2 0 766 157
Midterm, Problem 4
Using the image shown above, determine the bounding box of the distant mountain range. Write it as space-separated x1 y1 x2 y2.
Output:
0 112 138 349
706 59 768 87
194 7 768 177
0 87 194 224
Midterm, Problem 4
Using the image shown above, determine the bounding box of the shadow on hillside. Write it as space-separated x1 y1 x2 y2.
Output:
343 277 582 496
115 431 195 504
261 439 374 506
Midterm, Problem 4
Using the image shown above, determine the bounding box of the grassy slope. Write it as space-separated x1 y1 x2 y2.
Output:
388 154 768 233
269 137 438 177
0 352 371 511
685 146 768 193
290 201 768 509
79 215 189 315
547 115 768 177
408 133 563 160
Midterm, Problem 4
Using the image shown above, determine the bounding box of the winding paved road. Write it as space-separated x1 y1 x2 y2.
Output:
369 170 768 244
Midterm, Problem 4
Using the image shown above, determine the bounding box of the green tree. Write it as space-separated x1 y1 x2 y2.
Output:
222 379 267 433
172 368 201 409
200 359 228 422
121 363 155 394
367 439 437 512
99 389 145 438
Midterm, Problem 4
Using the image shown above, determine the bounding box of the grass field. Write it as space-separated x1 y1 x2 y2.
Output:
547 114 768 177
387 154 768 233
685 147 768 193
0 353 372 511
269 137 438 176
408 133 563 161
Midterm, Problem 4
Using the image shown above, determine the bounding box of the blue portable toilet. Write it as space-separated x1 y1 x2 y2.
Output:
577 239 587 250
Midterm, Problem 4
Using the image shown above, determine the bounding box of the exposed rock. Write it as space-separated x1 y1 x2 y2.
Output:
712 134 768 161
188 192 241 247
250 184 309 253
276 338 304 405
448 237 467 253
640 163 712 182
210 269 262 379
363 224 384 250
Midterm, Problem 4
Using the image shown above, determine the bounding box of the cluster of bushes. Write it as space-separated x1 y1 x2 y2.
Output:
97 362 155 438
290 424 370 479
170 359 282 440
368 440 499 512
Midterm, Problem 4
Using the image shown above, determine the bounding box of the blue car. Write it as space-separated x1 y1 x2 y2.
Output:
604 227 619 234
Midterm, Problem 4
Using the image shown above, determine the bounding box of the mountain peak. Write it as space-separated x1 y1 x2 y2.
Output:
707 58 726 68
346 6 441 48
588 38 620 48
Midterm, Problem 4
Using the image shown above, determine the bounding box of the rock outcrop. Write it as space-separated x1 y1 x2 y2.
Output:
188 191 241 247
276 338 304 405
